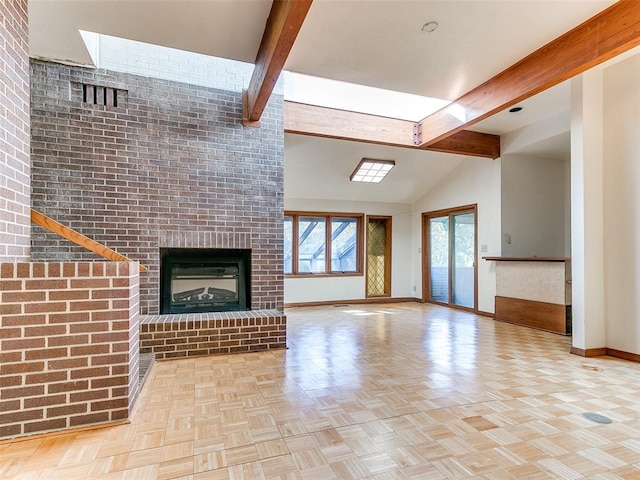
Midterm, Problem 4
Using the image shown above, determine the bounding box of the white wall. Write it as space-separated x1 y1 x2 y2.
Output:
92 33 259 93
571 70 606 352
603 53 640 354
501 154 567 257
564 155 572 256
412 157 502 314
284 198 413 304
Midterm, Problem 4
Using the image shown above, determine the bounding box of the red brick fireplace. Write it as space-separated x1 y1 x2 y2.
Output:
0 2 285 441
0 55 288 440
29 59 285 315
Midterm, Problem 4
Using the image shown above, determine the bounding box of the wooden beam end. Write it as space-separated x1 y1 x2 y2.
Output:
242 90 261 127
420 129 500 159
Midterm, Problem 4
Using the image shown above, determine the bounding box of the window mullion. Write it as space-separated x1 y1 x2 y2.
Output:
326 215 332 273
293 215 299 275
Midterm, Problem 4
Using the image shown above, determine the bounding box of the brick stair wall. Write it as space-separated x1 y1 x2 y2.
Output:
0 261 140 440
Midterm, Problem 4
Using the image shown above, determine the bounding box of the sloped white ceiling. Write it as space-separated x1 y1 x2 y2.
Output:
284 134 464 204
285 0 614 100
29 0 272 66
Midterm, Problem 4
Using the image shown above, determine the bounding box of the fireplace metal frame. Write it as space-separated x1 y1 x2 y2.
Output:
160 249 250 314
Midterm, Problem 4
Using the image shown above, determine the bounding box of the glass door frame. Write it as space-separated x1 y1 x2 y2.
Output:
422 204 478 313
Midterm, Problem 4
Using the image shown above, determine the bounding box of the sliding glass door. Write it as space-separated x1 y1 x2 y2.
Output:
429 216 449 302
451 212 475 308
423 205 477 311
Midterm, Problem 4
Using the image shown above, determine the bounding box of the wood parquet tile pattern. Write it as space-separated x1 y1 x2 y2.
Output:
2 302 640 479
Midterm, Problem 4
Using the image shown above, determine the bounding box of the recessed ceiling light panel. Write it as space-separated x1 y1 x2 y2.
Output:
350 159 395 183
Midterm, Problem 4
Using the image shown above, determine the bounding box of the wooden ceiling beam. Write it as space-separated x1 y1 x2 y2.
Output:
424 130 500 159
415 0 640 147
285 101 415 147
244 0 313 124
284 101 500 158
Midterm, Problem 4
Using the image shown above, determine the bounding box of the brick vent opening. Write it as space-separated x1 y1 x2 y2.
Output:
81 83 126 107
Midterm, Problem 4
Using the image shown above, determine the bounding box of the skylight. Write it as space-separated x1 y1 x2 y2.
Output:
284 71 450 121
79 31 449 122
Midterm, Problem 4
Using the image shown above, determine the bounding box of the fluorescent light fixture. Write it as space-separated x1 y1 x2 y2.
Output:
350 159 395 183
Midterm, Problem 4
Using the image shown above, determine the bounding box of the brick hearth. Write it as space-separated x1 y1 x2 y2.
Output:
140 310 286 360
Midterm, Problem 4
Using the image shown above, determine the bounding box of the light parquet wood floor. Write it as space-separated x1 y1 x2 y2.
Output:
2 302 640 479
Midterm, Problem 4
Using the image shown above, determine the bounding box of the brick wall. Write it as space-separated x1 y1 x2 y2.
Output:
0 262 140 440
30 59 284 314
0 1 30 261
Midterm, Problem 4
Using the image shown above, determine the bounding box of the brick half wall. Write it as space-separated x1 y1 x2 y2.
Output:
141 311 286 360
0 262 140 440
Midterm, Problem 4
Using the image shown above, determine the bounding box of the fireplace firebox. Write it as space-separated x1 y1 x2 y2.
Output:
160 248 250 314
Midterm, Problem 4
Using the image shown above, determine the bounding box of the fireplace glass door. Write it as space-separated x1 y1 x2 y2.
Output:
171 265 239 310
161 250 249 314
